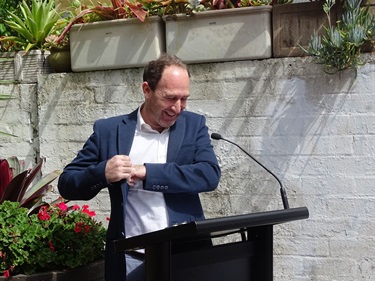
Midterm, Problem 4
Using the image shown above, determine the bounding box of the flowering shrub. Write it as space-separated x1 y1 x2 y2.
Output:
0 199 106 277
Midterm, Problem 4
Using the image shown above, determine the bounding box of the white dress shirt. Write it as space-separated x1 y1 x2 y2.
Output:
125 108 169 239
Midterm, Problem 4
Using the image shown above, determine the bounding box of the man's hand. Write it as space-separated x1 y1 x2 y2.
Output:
105 155 133 183
127 164 146 186
105 156 146 186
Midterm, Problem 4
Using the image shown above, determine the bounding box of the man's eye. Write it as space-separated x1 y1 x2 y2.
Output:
164 95 188 102
166 97 176 101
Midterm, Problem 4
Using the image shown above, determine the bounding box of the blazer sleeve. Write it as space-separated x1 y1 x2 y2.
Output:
58 120 110 200
143 114 221 194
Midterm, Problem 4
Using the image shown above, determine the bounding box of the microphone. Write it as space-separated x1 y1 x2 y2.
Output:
211 133 289 209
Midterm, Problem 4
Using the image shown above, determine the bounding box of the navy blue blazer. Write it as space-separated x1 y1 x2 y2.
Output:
58 109 221 280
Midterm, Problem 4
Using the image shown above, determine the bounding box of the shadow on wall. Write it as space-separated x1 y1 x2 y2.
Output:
261 65 357 191
206 59 358 217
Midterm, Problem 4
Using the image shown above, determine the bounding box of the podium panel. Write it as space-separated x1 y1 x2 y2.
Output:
172 241 255 281
114 207 309 281
169 225 273 281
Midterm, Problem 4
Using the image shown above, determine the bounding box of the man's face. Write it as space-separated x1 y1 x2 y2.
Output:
142 65 190 132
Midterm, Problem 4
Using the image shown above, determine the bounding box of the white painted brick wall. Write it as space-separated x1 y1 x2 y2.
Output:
1 54 374 280
0 84 37 168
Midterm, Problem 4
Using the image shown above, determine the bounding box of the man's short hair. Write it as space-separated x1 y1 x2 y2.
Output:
143 53 190 91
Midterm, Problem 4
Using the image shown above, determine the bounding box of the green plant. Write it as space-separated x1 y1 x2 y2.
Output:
0 157 61 213
55 0 153 45
0 0 62 53
155 0 209 15
161 0 286 16
55 0 288 44
302 0 375 74
0 0 33 51
0 199 106 277
43 0 84 49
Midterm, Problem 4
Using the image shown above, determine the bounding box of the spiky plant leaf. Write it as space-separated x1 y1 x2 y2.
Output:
20 169 61 207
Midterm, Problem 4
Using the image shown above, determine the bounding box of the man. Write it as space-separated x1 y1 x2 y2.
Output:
58 53 221 281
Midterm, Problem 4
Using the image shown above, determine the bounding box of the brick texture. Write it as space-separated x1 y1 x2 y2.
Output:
1 54 374 280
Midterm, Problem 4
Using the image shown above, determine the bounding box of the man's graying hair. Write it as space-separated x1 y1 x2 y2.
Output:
143 53 190 91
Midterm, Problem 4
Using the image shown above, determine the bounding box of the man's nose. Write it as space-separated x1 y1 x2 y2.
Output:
172 100 182 113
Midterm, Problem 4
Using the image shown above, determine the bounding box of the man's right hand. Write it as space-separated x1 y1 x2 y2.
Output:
105 155 133 183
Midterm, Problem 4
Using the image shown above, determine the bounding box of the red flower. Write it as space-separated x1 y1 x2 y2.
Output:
82 205 96 217
57 201 68 211
48 241 55 252
37 206 51 221
72 205 80 210
3 270 10 277
74 222 85 233
84 225 91 234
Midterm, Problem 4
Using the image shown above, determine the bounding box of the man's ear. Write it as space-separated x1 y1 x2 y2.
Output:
142 82 152 99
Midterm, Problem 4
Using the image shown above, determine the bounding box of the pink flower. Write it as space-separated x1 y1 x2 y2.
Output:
72 205 80 210
57 202 68 211
82 205 96 217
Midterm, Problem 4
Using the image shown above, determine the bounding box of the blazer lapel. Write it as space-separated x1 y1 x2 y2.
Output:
118 109 137 155
117 109 138 196
167 116 186 162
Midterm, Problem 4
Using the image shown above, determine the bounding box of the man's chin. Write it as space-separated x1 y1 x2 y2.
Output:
161 120 176 129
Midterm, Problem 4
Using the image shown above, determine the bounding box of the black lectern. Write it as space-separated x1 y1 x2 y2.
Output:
114 207 309 281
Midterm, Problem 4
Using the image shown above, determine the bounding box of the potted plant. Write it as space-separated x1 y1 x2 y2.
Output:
0 157 61 211
0 0 31 82
0 157 106 279
0 201 106 279
0 0 62 82
301 0 375 73
43 5 75 73
272 0 345 58
162 0 275 63
56 0 166 72
45 34 72 73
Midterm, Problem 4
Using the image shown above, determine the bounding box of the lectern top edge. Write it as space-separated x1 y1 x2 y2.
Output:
113 206 309 253
196 206 309 234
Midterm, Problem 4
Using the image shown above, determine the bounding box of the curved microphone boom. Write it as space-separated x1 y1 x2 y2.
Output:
211 133 289 209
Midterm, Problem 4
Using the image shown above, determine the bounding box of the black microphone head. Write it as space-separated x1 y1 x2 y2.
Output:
211 133 222 140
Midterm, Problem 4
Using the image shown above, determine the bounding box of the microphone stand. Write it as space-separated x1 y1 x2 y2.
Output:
211 133 290 209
